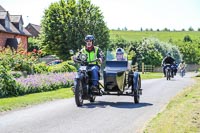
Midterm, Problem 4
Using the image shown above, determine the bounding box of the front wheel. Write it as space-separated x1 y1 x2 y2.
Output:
166 69 171 80
75 79 83 107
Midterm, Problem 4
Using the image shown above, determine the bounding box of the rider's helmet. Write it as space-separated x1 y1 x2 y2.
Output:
116 48 124 55
116 48 125 61
85 35 95 43
85 35 95 51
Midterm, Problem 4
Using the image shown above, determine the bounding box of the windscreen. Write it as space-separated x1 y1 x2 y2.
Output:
106 51 128 61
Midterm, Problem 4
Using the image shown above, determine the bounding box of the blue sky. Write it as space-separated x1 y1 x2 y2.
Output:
1 0 200 30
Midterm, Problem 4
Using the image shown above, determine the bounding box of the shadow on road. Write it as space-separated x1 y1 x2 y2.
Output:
82 101 153 109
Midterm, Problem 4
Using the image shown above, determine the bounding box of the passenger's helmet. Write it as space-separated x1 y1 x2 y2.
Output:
85 35 95 42
116 48 124 54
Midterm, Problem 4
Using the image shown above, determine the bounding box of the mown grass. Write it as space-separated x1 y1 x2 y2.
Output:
140 72 163 80
0 88 74 112
144 77 200 133
110 30 200 42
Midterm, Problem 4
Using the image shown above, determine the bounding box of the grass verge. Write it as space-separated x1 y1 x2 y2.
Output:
0 88 74 112
144 77 200 133
140 72 163 80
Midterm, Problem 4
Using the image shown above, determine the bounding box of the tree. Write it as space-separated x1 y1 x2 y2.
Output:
188 26 194 31
183 35 192 42
163 28 170 31
40 0 109 60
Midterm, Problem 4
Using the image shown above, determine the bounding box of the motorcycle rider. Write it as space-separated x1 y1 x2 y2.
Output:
161 52 175 77
116 48 126 61
75 35 104 90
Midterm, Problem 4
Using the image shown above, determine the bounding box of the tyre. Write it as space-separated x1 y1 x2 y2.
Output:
166 69 171 80
134 77 141 104
75 79 83 107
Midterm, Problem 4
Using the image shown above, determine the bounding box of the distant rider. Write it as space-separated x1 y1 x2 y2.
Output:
178 60 186 73
161 52 175 77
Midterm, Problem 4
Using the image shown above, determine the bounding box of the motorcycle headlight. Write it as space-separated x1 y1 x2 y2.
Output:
79 54 87 61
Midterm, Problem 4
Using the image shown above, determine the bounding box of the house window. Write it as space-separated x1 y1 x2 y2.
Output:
5 16 10 29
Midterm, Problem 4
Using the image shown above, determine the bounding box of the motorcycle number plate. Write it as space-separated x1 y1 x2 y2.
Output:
80 66 87 71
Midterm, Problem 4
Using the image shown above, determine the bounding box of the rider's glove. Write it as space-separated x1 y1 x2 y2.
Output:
72 56 77 62
98 58 103 64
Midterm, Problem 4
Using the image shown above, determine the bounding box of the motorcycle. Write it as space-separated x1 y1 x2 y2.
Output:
171 63 178 76
72 50 142 107
164 64 173 80
73 52 101 106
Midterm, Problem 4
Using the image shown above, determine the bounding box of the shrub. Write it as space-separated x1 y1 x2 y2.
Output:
33 62 49 73
0 66 20 97
48 61 77 73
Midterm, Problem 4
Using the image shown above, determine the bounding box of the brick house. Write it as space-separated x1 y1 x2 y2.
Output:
25 23 41 37
0 5 32 52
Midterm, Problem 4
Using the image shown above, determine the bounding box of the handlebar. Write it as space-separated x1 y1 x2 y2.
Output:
74 58 100 64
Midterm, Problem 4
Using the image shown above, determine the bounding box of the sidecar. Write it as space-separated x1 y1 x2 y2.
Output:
101 51 142 103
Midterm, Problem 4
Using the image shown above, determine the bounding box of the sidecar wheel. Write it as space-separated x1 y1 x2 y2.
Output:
89 96 96 102
75 79 83 107
134 76 141 104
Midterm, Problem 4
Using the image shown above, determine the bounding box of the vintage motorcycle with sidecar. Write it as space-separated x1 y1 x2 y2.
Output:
72 50 142 107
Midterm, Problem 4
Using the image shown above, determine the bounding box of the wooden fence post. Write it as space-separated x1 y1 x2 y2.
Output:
142 62 144 74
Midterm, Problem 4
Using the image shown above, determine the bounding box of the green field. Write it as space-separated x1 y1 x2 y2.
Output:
110 30 200 42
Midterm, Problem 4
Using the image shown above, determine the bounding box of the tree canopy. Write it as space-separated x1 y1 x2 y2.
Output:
40 0 109 60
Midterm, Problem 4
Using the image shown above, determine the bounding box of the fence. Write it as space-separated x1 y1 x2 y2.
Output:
131 63 154 73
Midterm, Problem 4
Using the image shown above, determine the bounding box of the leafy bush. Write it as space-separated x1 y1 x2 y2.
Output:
33 62 49 73
48 61 77 73
10 71 23 78
0 66 20 97
0 48 39 74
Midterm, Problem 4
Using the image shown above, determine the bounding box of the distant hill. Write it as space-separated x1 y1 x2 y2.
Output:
110 30 200 42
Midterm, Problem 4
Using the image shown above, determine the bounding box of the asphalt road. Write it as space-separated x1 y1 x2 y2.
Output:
0 72 198 133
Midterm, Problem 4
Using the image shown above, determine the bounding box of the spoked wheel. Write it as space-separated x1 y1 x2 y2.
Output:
166 69 171 80
133 76 141 104
75 79 83 107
